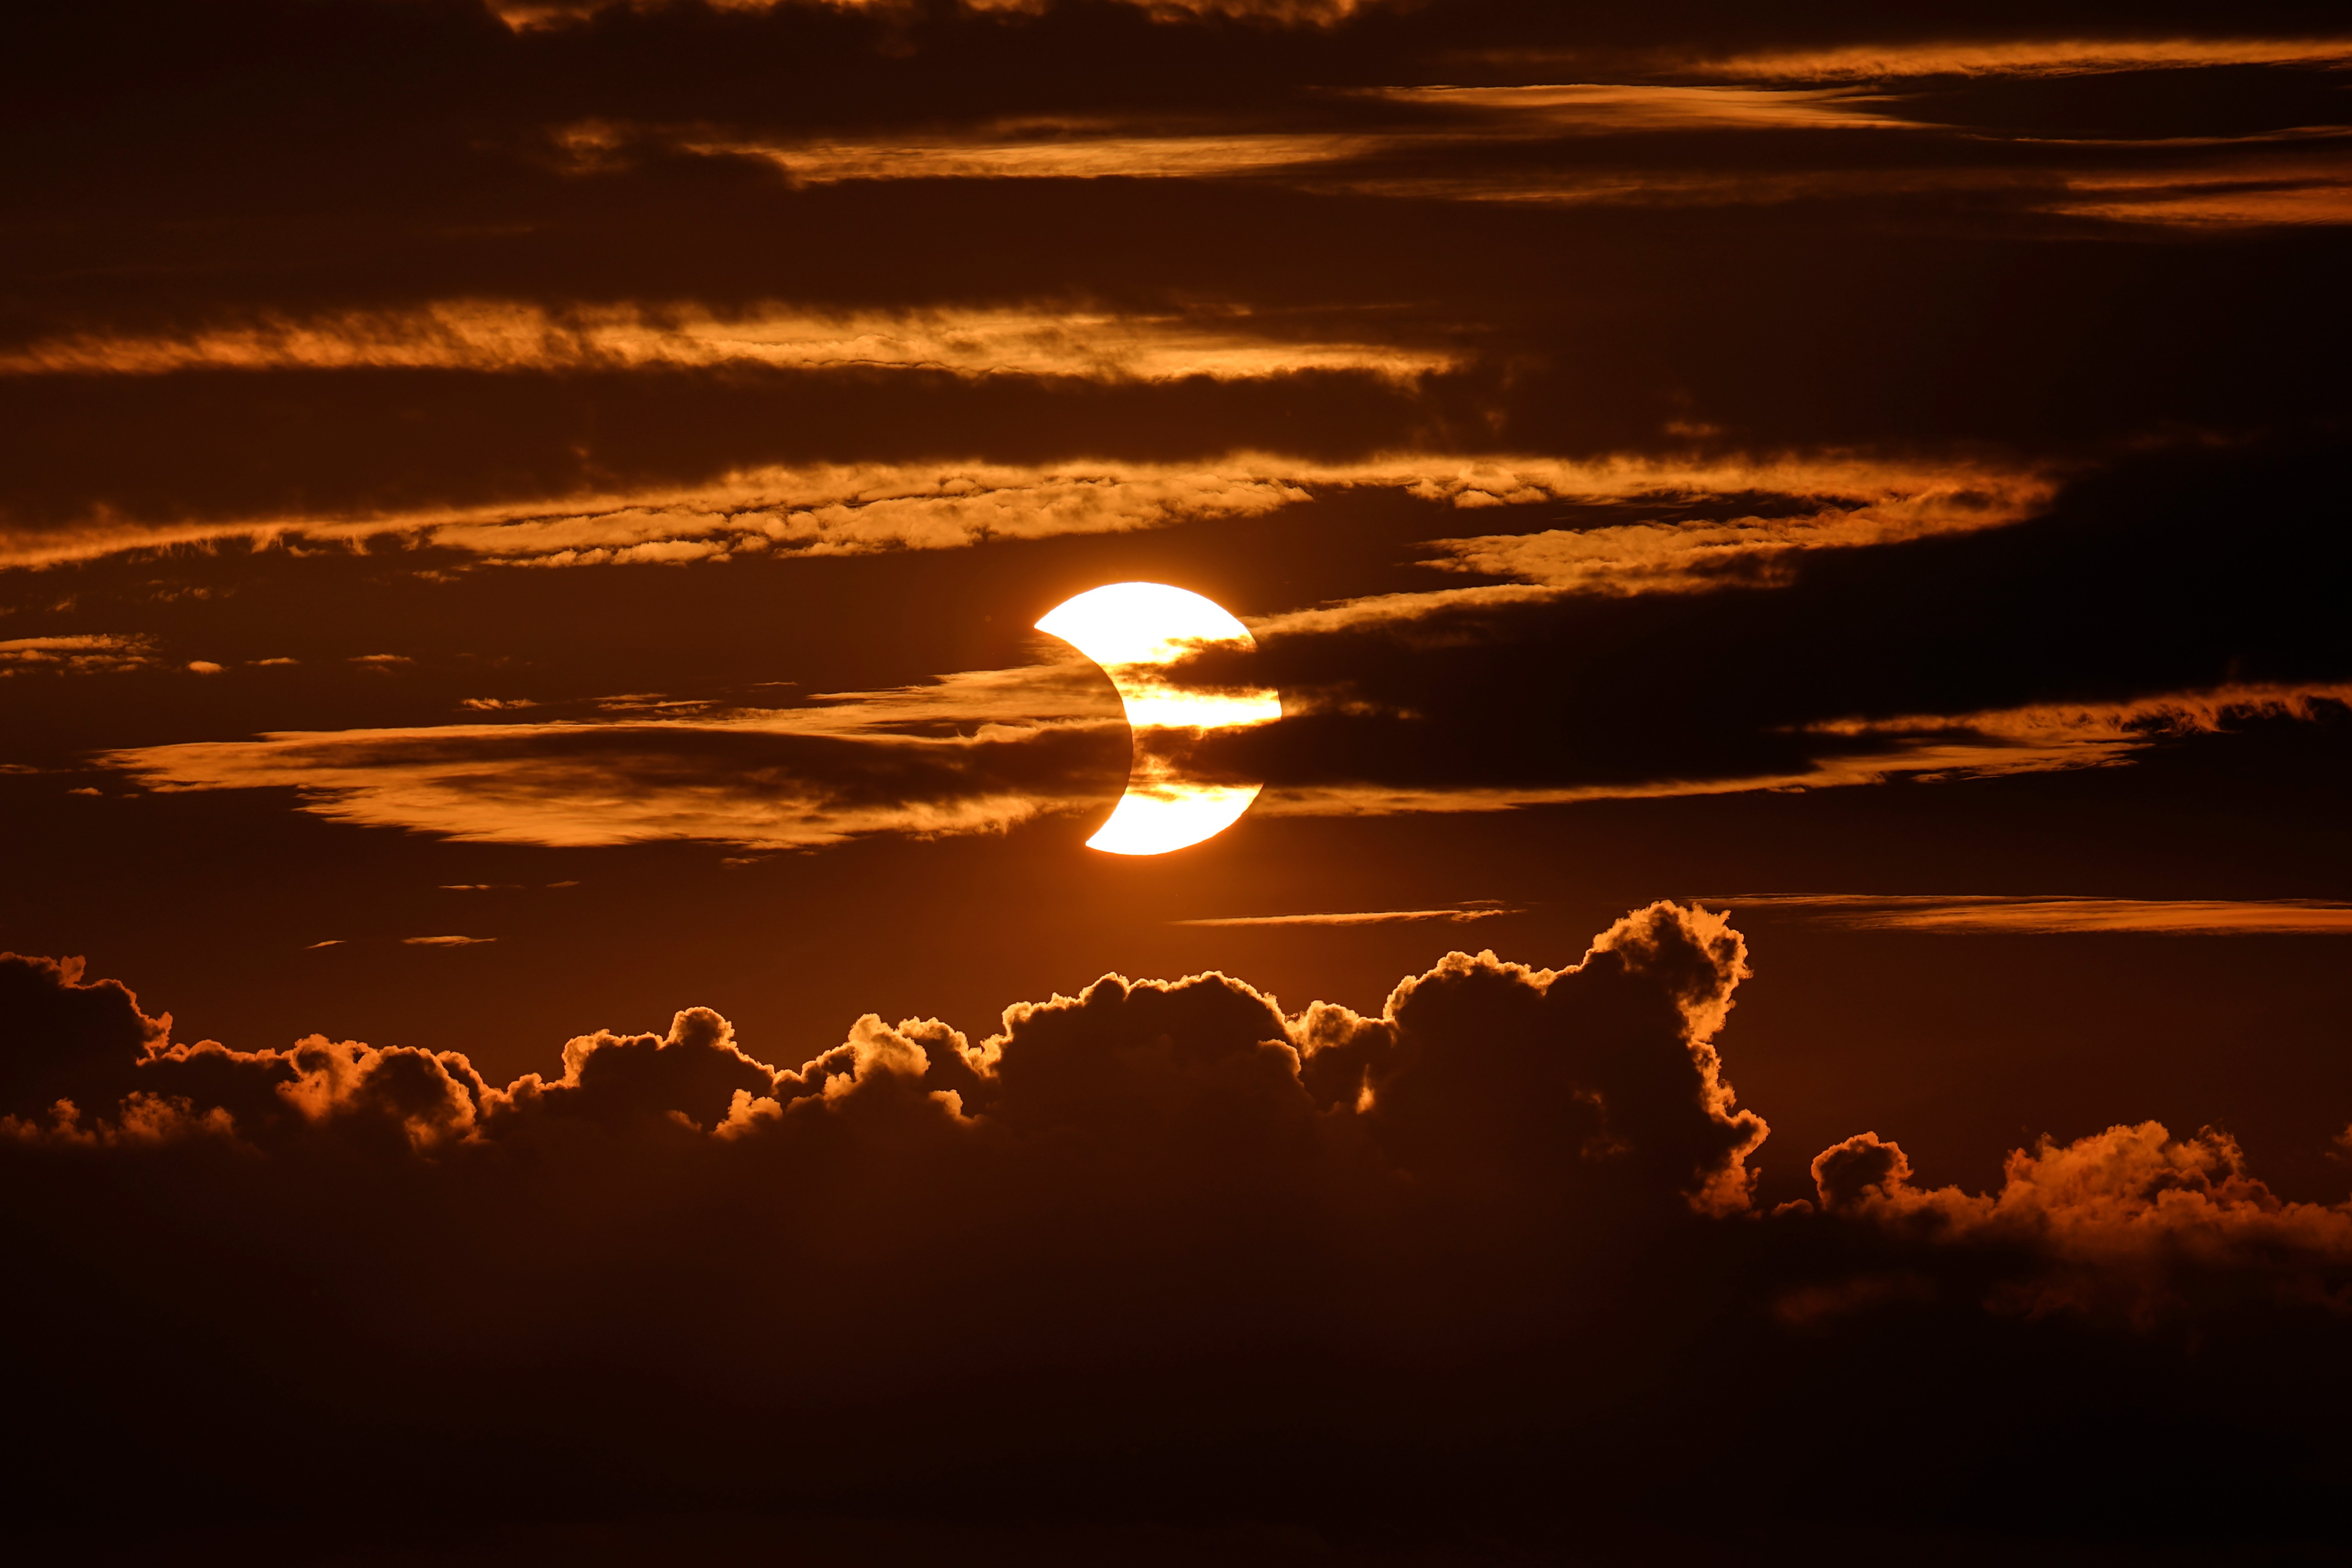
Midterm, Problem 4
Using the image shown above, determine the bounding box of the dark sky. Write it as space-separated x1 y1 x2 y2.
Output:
4 2 2351 1559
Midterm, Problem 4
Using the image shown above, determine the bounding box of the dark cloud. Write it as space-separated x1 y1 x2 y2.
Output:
5 2 2346 552
6 907 2350 1554
1179 432 2352 799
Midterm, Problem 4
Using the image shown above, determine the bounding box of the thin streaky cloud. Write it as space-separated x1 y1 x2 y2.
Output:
99 679 2352 850
0 452 2048 573
1685 36 2352 82
401 935 498 947
1369 83 1917 133
1255 683 2352 819
1697 895 2352 935
0 302 1454 384
1173 905 1516 927
0 634 157 676
100 665 1126 850
671 84 1917 187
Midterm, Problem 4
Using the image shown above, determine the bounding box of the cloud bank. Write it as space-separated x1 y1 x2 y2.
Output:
7 904 2350 1552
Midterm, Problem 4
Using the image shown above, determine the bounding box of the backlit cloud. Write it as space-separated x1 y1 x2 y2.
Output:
1693 36 2352 81
1702 894 2352 935
1172 902 1514 927
0 634 156 676
0 452 2049 573
102 661 1128 850
1250 683 2352 818
0 302 1454 383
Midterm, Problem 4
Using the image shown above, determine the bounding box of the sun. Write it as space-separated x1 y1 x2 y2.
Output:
1034 582 1281 855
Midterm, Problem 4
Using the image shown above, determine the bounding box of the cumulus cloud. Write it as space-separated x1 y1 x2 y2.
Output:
3 903 1765 1212
8 905 2352 1547
11 907 2351 1348
1809 1124 2352 1320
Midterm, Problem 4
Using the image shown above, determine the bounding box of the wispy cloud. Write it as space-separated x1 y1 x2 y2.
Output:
1253 683 2352 819
0 634 157 676
1370 83 1916 133
1173 901 1515 927
401 935 498 946
101 662 1126 850
1699 895 2352 935
0 452 2048 574
1689 36 2352 82
0 302 1453 383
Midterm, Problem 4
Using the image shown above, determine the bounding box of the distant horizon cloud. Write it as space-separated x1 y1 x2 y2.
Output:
1698 894 2352 935
1173 903 1516 927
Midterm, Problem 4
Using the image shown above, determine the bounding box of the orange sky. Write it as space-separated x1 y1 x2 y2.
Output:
3 1 2350 1557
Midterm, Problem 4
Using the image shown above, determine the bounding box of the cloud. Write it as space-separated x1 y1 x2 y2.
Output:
66 434 2352 854
1703 894 2352 935
401 935 497 947
7 905 2352 1546
101 661 1130 849
3 903 1768 1216
670 81 1914 189
1231 683 2352 822
1692 36 2352 82
1172 903 1514 926
0 634 156 676
1409 461 2052 598
1165 436 2352 813
0 450 2047 574
92 667 2352 853
1808 1124 2352 1320
0 302 1454 383
1369 82 1919 133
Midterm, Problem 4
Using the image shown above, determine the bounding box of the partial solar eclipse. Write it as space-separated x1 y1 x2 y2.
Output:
1035 582 1280 855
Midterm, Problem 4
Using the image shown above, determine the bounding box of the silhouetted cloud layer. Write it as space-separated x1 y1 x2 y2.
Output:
7 905 2351 1550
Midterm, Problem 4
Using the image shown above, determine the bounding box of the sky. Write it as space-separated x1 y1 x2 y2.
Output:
4 1 2351 1559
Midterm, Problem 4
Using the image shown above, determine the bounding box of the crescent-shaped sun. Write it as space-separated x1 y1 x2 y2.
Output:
1035 582 1281 856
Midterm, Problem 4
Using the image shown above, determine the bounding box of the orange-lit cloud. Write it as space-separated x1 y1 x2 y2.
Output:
1691 36 2352 81
0 452 2048 573
1418 467 2051 596
5 901 1769 1226
1253 683 2352 820
101 660 1126 850
100 657 2344 852
0 302 1453 383
1173 903 1513 927
680 123 1387 183
2050 143 2352 226
1706 894 2352 935
1371 83 1916 133
0 634 156 676
1809 1123 2352 1319
657 83 1914 190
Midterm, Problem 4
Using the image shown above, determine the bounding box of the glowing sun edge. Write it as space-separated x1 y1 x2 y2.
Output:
1034 582 1282 856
